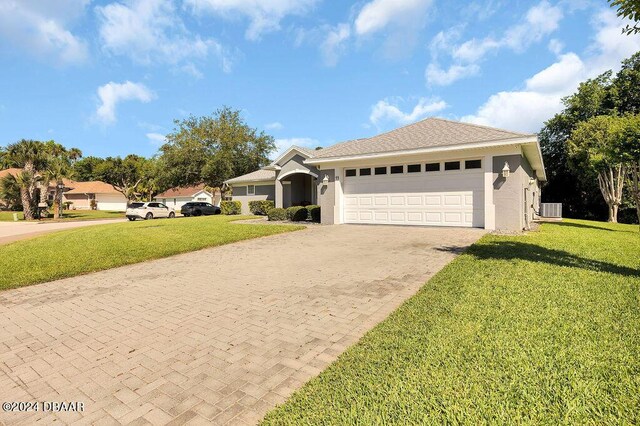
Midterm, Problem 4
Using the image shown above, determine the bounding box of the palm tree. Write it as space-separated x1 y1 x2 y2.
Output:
0 174 21 210
13 170 36 220
43 158 73 219
5 140 45 220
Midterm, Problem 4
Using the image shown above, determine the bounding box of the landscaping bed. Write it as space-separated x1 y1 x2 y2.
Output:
263 219 640 424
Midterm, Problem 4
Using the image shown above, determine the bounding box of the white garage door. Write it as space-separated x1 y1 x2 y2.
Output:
343 165 484 228
96 194 127 211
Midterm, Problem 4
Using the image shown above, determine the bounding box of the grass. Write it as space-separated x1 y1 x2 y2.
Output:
0 215 303 291
263 219 640 425
0 210 123 222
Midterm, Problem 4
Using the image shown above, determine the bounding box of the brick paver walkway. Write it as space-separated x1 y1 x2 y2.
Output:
0 225 484 425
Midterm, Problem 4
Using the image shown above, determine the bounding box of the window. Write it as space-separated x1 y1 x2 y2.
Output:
197 197 206 201
158 203 167 209
359 168 372 176
375 167 387 175
346 169 356 177
390 165 404 174
407 164 421 173
148 202 158 207
465 159 482 169
444 161 460 171
247 185 255 195
425 162 440 172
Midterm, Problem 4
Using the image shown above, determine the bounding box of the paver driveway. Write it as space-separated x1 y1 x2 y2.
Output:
0 224 484 425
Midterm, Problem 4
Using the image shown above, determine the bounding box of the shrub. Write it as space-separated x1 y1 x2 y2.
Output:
249 200 275 215
90 199 97 210
221 200 241 215
267 207 287 221
286 206 308 222
307 204 321 222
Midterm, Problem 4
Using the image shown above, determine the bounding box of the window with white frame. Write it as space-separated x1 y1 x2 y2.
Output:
247 185 255 195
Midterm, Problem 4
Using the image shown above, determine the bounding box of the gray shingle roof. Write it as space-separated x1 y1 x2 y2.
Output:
290 145 316 157
224 169 276 184
311 117 533 160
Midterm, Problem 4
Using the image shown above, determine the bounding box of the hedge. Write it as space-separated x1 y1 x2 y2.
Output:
307 204 321 222
249 200 275 215
286 206 308 222
267 208 287 221
220 200 241 215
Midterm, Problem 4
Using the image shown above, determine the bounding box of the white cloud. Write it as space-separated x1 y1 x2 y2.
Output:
503 0 563 52
426 63 480 86
180 63 204 79
272 137 319 159
146 132 167 145
524 53 584 94
185 0 317 40
370 97 448 128
354 0 432 36
96 0 231 72
427 0 563 86
95 81 156 124
462 9 640 133
0 0 89 64
320 23 351 66
548 38 564 55
265 122 284 130
452 38 500 63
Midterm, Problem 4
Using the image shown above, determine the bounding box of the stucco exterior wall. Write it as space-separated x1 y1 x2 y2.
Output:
279 154 320 178
318 169 335 225
492 153 539 231
63 193 91 209
231 183 275 214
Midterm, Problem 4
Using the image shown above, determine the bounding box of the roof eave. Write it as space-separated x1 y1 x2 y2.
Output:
305 136 538 165
224 177 276 185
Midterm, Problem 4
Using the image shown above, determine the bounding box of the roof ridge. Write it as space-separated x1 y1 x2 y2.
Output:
429 117 534 137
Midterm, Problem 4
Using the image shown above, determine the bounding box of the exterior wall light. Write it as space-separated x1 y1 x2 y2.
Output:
322 175 329 186
502 162 511 178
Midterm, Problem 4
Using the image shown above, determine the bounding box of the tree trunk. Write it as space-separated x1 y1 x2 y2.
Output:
20 162 37 221
608 204 619 223
53 180 63 219
630 160 640 231
597 164 625 223
20 186 33 220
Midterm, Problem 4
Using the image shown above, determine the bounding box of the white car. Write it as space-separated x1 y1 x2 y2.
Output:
126 202 175 221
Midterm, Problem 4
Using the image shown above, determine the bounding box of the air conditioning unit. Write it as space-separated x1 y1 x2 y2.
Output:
540 203 562 218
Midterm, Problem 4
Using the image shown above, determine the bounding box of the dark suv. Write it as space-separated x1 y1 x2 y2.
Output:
181 202 221 217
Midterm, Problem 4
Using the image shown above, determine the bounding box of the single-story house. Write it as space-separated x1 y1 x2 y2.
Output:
0 170 128 211
225 118 546 231
154 184 220 210
62 180 128 211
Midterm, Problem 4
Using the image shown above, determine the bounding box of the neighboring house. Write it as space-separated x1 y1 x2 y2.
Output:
0 169 127 211
62 180 128 211
225 118 546 231
154 184 220 210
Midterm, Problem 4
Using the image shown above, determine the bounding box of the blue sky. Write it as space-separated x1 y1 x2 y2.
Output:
0 0 639 159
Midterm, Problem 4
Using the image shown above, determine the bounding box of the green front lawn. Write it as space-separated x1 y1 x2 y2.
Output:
263 220 640 425
0 216 303 291
0 210 123 222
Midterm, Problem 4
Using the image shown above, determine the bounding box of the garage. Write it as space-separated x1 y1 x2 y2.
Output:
343 160 485 228
96 194 127 211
